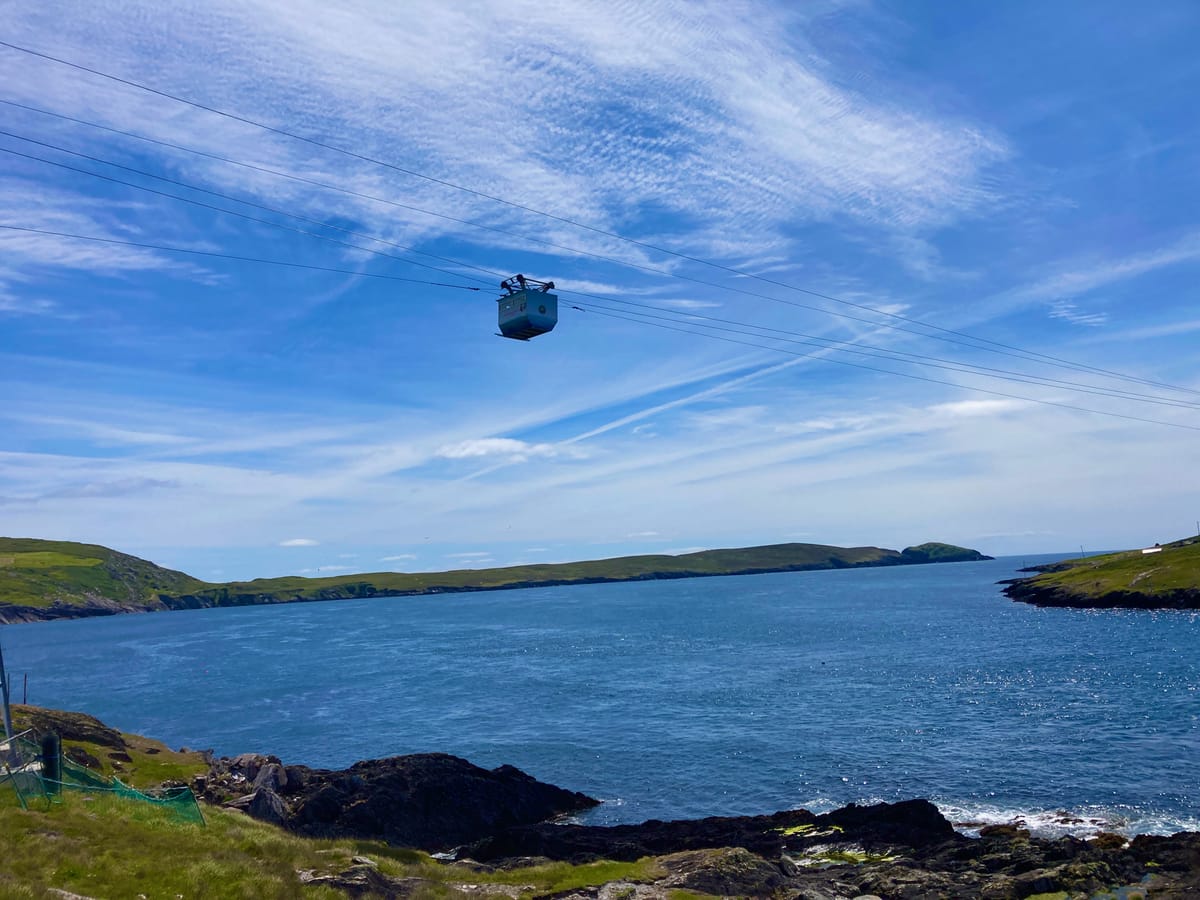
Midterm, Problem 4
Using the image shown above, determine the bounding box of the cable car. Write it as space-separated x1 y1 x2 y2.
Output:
497 273 557 340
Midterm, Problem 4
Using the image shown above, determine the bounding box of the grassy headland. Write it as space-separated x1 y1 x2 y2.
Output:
1003 535 1200 609
1 707 663 899
0 536 990 623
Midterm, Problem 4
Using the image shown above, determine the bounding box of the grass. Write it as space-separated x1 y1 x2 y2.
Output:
10 706 210 790
1022 536 1200 599
0 705 670 899
2 536 988 617
0 537 204 611
0 791 669 899
0 552 104 569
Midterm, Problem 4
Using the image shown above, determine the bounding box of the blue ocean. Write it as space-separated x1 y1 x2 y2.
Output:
5 555 1197 836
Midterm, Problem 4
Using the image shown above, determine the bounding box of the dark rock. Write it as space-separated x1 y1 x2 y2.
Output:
814 799 957 847
253 762 287 793
465 802 960 865
12 705 125 749
219 752 600 850
464 808 819 864
1002 576 1200 610
247 788 288 826
64 746 102 770
658 847 787 896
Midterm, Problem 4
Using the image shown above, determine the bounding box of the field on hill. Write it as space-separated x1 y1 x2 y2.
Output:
1023 536 1200 598
0 537 987 621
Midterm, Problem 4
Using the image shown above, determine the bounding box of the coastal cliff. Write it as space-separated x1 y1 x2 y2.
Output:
0 537 992 623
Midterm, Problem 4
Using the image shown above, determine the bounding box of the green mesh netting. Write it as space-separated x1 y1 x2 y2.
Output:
2 734 204 825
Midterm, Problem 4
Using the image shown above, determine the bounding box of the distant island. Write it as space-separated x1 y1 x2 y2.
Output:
0 537 991 623
1002 535 1200 609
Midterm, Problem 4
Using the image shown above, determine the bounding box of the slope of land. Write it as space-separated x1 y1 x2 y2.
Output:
0 536 991 623
0 537 204 621
1002 535 1200 609
3 706 1197 899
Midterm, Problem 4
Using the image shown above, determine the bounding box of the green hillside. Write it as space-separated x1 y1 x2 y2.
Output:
1004 536 1200 608
0 537 204 613
2 707 659 899
0 537 990 622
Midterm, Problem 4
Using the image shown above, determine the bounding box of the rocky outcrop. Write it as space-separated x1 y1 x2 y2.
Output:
1001 577 1200 610
461 799 955 864
13 705 128 749
195 751 598 850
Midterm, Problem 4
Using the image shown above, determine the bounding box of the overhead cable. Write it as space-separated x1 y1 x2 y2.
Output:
1 40 1195 398
5 136 1198 412
566 296 1200 410
0 224 482 289
572 305 1200 432
0 143 497 287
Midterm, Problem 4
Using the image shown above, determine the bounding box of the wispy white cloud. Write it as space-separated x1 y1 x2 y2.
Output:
1049 300 1108 327
380 554 417 561
989 231 1200 322
436 438 581 461
660 299 722 310
926 399 1027 418
279 537 318 547
1 0 1007 280
1085 317 1200 343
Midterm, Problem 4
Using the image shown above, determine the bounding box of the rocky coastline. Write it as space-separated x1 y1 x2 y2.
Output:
999 536 1200 611
1001 574 1200 610
198 751 1200 898
10 705 1200 898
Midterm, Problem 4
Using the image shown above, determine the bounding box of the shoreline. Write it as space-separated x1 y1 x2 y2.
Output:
8 704 1200 898
0 537 993 624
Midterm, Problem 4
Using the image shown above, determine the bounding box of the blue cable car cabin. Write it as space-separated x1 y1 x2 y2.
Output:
497 274 557 340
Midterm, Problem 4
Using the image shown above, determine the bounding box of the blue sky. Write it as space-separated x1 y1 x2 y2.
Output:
2 0 1199 581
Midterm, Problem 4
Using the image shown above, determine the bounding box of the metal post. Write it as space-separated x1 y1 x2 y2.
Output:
0 642 13 743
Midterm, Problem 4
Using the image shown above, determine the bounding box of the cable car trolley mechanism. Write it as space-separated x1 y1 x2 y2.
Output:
497 273 557 340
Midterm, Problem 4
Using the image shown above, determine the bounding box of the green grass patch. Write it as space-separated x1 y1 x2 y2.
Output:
2 536 988 617
0 552 104 569
1023 537 1200 598
0 789 672 899
0 537 206 610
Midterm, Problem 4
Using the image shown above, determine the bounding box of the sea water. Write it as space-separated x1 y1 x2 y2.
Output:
5 555 1198 836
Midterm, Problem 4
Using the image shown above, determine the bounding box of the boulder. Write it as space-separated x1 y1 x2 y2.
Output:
247 787 288 826
658 847 787 896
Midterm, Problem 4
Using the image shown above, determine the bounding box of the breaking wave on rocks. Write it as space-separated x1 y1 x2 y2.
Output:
936 801 1200 838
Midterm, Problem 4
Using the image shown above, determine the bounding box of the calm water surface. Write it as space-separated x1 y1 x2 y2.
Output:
6 555 1198 834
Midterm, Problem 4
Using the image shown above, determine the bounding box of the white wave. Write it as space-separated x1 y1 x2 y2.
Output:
936 800 1200 838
